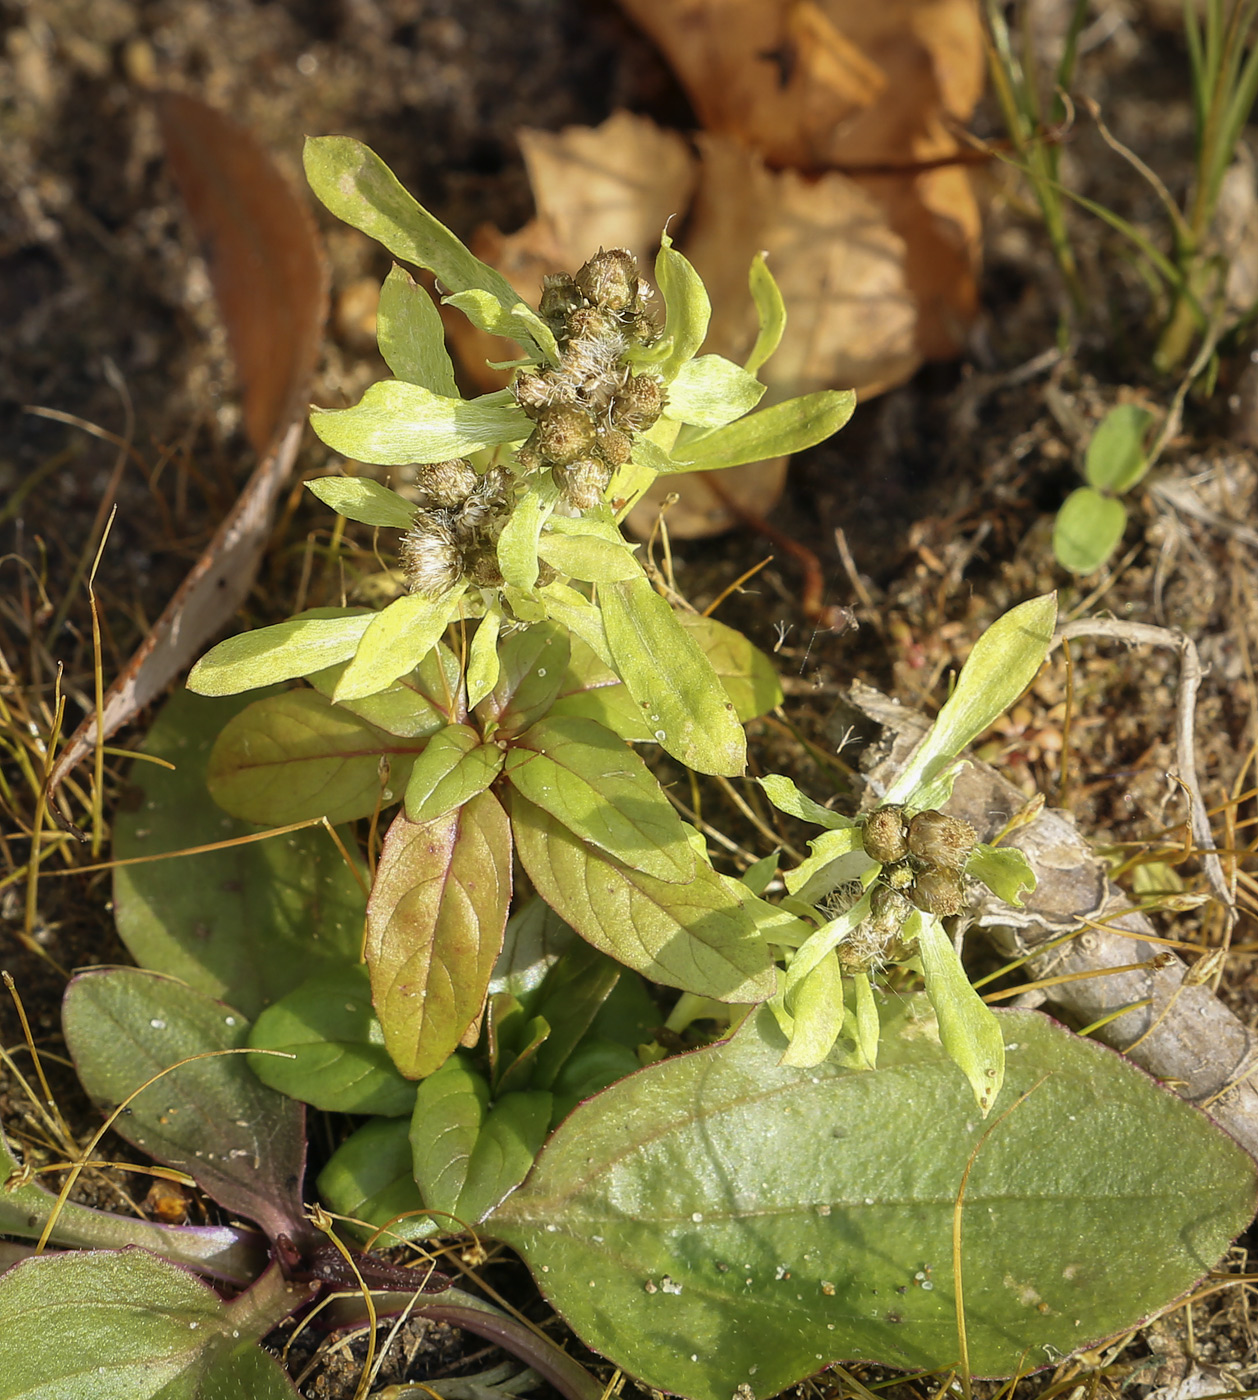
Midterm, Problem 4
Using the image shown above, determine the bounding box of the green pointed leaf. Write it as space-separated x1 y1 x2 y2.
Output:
207 688 425 824
333 587 465 703
505 716 695 882
443 289 560 365
498 472 559 590
489 999 1258 1399
783 826 872 905
376 263 460 395
489 895 579 1001
677 612 782 721
601 577 745 776
884 594 1058 808
667 354 766 427
537 529 644 582
1054 487 1127 575
188 611 374 696
1084 403 1154 492
745 252 786 375
303 136 529 337
465 609 502 710
309 638 464 736
366 794 512 1079
403 722 504 824
539 582 616 670
655 233 710 382
113 691 364 1017
852 970 879 1068
779 950 844 1067
305 475 416 530
968 842 1037 906
247 965 416 1115
758 774 853 830
63 969 305 1240
0 1250 304 1400
664 389 856 473
917 915 1005 1115
511 792 774 1002
474 619 569 736
317 1116 430 1245
741 851 780 897
311 381 528 466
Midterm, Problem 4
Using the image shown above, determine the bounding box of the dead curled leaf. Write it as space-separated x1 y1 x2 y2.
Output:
455 0 984 536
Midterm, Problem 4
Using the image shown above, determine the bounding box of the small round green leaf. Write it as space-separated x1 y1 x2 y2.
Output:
1084 403 1154 492
1054 487 1128 576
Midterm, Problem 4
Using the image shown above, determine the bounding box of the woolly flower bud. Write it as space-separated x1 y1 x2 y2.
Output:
907 811 977 872
464 546 504 588
513 368 562 417
553 458 611 511
908 868 967 918
534 402 598 466
863 805 909 864
416 458 477 510
400 510 463 596
611 373 665 432
596 426 633 468
575 248 640 313
539 272 582 328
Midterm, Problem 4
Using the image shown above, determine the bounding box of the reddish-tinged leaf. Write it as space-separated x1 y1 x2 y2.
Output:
367 796 513 1078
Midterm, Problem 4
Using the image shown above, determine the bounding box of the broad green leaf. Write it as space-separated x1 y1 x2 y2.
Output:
601 577 745 775
741 851 779 897
317 1116 430 1245
852 970 880 1068
883 594 1058 808
207 688 425 825
490 999 1258 1399
505 716 694 883
459 1092 552 1223
366 794 512 1079
527 941 623 1091
667 354 766 427
549 1038 642 1123
511 793 774 1003
539 582 616 670
0 1250 304 1400
654 233 710 382
303 136 524 321
1084 403 1154 492
549 641 653 741
311 381 528 465
489 895 579 1001
188 611 373 696
758 774 853 830
783 826 871 905
113 690 364 1017
537 530 644 582
497 472 559 590
403 722 504 824
333 587 465 703
465 609 502 710
779 950 844 1067
745 252 786 375
474 619 569 736
1053 487 1127 575
664 389 856 473
968 842 1037 906
247 965 416 1115
63 969 305 1241
305 475 416 530
0 1118 261 1286
309 638 464 736
377 263 459 396
443 288 560 365
677 612 782 721
917 915 1005 1115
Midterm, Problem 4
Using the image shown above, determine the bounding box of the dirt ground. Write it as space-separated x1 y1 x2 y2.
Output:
3 1 1258 1397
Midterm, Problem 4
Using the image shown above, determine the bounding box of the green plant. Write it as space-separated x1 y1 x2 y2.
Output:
6 138 1255 1400
1052 401 1155 574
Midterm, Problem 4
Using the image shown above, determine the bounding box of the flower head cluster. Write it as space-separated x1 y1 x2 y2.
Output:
861 805 978 922
512 248 666 511
399 460 513 596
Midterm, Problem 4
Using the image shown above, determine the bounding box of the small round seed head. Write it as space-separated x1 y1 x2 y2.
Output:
908 868 967 918
566 305 622 346
464 546 504 588
863 805 909 864
539 272 583 328
881 859 915 891
553 457 611 511
416 458 477 509
400 512 463 596
611 373 665 432
575 248 640 312
836 922 887 973
595 426 633 468
513 368 563 417
534 402 598 466
907 811 977 871
870 882 913 932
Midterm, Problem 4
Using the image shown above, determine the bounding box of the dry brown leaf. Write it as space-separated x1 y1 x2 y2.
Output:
47 94 328 823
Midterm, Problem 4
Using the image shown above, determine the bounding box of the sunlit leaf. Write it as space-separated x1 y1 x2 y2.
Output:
333 588 465 703
917 914 1005 1115
667 354 765 427
377 263 459 396
663 390 856 473
474 620 569 736
537 530 644 582
758 774 853 830
305 475 416 530
187 612 373 697
745 251 786 376
309 639 464 737
968 843 1037 906
403 722 504 824
1084 403 1153 493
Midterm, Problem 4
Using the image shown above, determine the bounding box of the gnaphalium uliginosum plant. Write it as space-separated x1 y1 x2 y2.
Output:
187 133 1045 1108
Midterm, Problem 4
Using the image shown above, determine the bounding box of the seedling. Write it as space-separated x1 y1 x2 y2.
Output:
1053 402 1154 574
